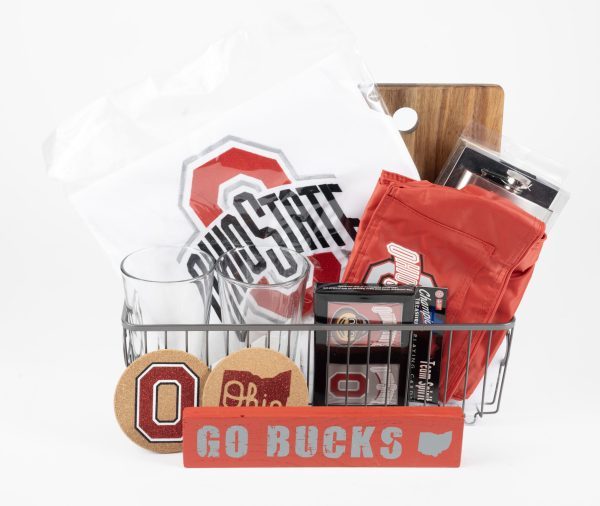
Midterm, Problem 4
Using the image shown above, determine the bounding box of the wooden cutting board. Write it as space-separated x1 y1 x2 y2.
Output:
377 84 504 182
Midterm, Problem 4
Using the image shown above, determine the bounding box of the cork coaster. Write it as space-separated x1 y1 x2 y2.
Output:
114 350 209 453
202 348 309 407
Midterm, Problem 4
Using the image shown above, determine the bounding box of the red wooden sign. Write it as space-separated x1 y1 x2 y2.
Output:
182 406 463 467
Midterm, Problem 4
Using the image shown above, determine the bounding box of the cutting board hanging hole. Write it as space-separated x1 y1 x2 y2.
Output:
393 107 419 133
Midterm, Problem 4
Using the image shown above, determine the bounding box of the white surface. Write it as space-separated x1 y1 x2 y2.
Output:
0 0 599 505
393 107 419 132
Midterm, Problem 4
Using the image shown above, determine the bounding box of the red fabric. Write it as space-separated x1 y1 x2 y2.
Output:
343 171 546 400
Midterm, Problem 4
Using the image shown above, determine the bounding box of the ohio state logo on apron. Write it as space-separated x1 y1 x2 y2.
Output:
363 242 437 288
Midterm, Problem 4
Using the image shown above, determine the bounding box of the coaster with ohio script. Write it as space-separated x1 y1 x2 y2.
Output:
114 349 209 453
202 348 309 407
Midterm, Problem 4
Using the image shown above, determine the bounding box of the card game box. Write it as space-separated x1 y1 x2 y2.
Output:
409 287 447 405
313 284 416 406
312 284 447 407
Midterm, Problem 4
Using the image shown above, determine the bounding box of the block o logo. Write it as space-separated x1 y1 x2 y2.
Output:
329 372 367 398
135 363 200 443
114 350 209 453
181 142 292 229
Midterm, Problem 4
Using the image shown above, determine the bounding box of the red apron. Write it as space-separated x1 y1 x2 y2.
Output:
342 171 546 400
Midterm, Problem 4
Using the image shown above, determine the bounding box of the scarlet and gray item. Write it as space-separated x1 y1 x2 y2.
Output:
342 171 546 401
44 8 418 322
312 284 416 406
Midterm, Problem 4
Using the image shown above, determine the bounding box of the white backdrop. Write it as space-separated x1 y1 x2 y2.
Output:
1 1 599 504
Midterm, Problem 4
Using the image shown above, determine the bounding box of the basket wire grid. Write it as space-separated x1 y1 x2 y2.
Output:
122 308 514 424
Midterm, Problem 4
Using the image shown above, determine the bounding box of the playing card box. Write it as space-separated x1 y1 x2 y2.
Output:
312 284 417 406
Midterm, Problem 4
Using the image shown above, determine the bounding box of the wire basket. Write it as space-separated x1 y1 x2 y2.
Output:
121 307 515 424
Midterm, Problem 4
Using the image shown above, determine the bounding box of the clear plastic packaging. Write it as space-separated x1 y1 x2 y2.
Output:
437 135 570 230
44 5 418 324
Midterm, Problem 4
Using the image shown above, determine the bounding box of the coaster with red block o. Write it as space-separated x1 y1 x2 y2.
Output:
114 349 209 453
182 406 464 467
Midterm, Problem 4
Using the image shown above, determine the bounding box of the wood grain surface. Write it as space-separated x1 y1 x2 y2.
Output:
377 84 504 182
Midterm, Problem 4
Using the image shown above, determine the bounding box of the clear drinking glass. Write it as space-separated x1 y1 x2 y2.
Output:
215 246 309 356
121 245 214 363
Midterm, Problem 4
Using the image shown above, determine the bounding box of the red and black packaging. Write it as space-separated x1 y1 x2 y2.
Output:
312 284 416 406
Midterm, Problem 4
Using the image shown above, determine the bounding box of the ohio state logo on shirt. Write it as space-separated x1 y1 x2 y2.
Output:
363 242 437 287
179 136 359 319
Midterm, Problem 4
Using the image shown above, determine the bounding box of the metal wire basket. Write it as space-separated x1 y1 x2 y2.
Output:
121 308 515 424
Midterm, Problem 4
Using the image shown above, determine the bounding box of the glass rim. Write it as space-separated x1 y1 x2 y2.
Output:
215 246 310 289
120 245 215 284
